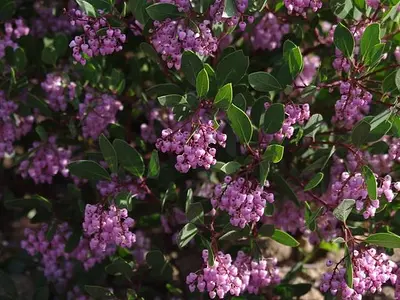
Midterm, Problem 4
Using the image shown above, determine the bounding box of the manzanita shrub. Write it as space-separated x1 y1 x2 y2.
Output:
0 0 400 299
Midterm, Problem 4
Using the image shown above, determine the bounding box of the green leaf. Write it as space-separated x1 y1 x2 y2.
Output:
283 40 303 78
365 232 400 248
113 139 144 177
54 33 69 57
333 199 355 223
263 144 284 163
127 0 149 24
213 161 241 174
274 283 312 298
181 51 203 86
0 270 17 299
105 258 133 278
13 47 27 71
366 120 392 143
353 0 365 10
147 83 184 96
232 93 246 111
161 183 176 211
115 191 133 211
76 0 97 16
146 250 165 268
362 165 377 200
185 188 193 213
177 223 198 248
360 23 380 62
366 43 385 66
271 229 299 247
140 42 160 63
222 0 237 17
33 286 49 300
345 245 353 288
351 120 371 146
85 285 115 299
396 69 400 92
258 224 275 237
227 104 253 144
145 3 184 20
259 160 270 186
304 202 323 231
330 0 353 18
99 134 118 173
109 69 125 95
216 50 249 86
0 0 16 20
196 68 209 97
186 202 204 224
157 94 185 107
271 173 299 206
147 150 160 178
41 46 57 65
334 23 355 58
248 72 281 92
214 83 233 110
35 125 48 142
27 93 52 117
68 160 110 181
263 103 285 134
383 69 400 95
304 114 323 140
64 230 82 253
46 222 57 241
304 172 324 191
219 227 250 241
4 195 52 212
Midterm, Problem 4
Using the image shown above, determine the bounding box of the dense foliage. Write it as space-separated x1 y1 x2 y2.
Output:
0 0 400 299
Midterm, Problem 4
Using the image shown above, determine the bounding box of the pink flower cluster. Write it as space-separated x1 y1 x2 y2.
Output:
132 230 151 265
31 0 76 37
41 73 77 111
264 201 305 234
67 286 90 300
329 172 400 219
343 150 394 176
160 207 187 234
295 55 321 87
21 223 113 287
141 104 176 143
260 103 310 148
186 250 280 299
389 138 400 162
150 19 218 69
249 13 290 51
366 0 380 9
307 211 342 244
156 0 191 12
284 0 322 15
209 0 249 27
332 25 365 73
83 204 136 251
78 92 123 140
320 248 397 299
69 9 126 65
97 174 147 200
156 120 227 173
332 82 372 130
18 136 71 184
0 19 30 59
211 176 274 228
0 91 33 158
395 47 400 63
